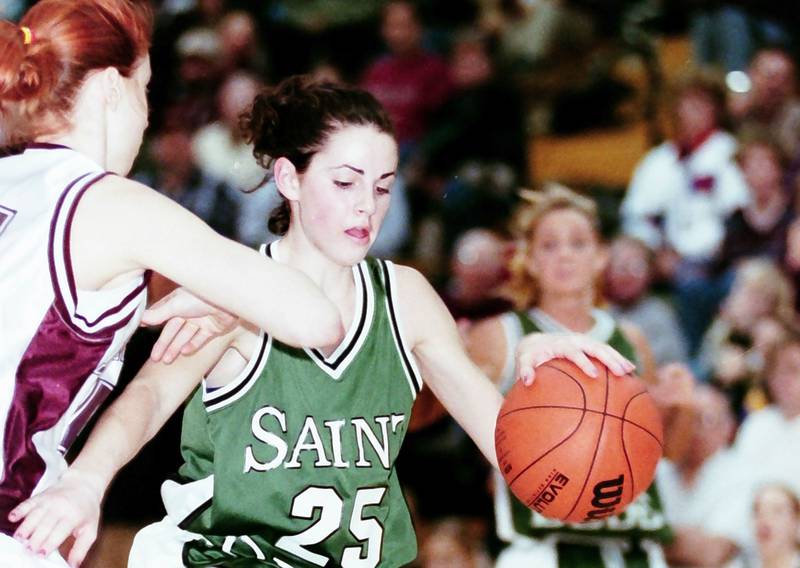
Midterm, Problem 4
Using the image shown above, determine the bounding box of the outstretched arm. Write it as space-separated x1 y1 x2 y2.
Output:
72 177 343 349
9 330 238 566
395 265 634 467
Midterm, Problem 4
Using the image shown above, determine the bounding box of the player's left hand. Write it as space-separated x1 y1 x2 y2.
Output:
8 469 104 567
515 332 635 386
142 287 238 363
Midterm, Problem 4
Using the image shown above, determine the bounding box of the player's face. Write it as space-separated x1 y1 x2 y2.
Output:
527 208 604 298
108 55 151 175
295 124 398 266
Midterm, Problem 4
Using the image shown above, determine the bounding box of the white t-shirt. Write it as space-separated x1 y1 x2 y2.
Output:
621 130 749 260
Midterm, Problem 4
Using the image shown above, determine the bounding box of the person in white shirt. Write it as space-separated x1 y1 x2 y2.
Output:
621 71 749 354
657 382 751 566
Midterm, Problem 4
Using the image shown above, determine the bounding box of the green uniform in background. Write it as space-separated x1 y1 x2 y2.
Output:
174 252 422 567
494 309 672 568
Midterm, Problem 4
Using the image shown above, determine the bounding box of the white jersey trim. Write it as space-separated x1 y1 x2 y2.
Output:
49 171 147 337
203 331 271 413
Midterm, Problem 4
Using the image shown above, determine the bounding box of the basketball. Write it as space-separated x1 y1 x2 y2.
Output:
495 358 663 523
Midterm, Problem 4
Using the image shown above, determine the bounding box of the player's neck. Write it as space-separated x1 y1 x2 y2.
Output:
39 127 107 170
273 231 355 298
536 292 594 333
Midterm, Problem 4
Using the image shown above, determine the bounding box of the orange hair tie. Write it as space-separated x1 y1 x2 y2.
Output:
20 26 33 46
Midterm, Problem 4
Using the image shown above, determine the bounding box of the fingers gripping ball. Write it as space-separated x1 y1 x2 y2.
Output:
495 358 663 523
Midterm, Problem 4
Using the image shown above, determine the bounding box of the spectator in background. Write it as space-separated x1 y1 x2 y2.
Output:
697 259 794 418
137 128 239 240
418 517 492 568
414 30 527 253
733 333 800 492
217 10 269 77
605 235 690 366
729 484 800 568
716 134 795 277
148 0 230 130
261 0 383 81
729 48 800 185
361 0 453 161
687 1 793 73
621 70 749 354
160 26 224 132
192 71 278 247
441 228 512 322
657 383 751 567
488 0 595 75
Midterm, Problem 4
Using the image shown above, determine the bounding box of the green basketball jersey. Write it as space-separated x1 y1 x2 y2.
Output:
494 309 672 567
173 254 422 567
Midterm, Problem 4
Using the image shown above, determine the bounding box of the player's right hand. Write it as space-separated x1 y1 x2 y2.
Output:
142 287 238 363
515 332 635 386
8 469 104 567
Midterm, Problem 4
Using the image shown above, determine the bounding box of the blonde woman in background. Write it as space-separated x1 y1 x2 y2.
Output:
467 184 671 568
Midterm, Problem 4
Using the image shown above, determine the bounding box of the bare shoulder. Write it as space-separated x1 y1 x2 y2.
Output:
390 263 455 347
465 316 508 384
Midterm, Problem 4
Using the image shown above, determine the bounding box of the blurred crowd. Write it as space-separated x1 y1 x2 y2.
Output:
7 0 800 566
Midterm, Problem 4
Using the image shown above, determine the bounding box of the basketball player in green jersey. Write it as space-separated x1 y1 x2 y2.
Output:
12 77 635 567
468 184 672 568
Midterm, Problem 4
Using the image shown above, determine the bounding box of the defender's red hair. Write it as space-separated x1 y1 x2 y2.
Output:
0 0 152 146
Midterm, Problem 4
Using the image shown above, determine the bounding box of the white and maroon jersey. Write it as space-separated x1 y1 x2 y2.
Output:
0 144 148 533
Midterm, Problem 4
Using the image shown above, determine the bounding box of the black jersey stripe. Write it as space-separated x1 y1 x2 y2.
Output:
379 260 422 394
178 497 212 531
309 263 369 369
204 333 269 409
265 241 371 374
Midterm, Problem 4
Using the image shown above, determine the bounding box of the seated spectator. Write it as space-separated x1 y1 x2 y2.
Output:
697 259 795 418
728 484 800 568
361 0 453 161
716 134 795 276
136 128 239 240
192 71 279 247
418 517 492 568
414 30 527 252
605 235 689 366
217 10 269 77
729 48 800 181
657 384 751 567
621 70 749 354
734 333 800 491
160 26 225 132
441 228 512 322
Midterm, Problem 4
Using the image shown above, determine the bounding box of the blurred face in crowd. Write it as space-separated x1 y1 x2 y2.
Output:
725 276 776 332
219 73 261 129
750 50 797 110
675 89 717 144
450 229 508 297
604 238 652 306
685 386 735 468
450 39 492 88
382 1 422 56
754 485 800 559
767 342 800 418
740 143 784 204
527 208 605 299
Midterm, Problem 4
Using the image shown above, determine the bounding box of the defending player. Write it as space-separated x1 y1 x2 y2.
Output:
0 2 344 565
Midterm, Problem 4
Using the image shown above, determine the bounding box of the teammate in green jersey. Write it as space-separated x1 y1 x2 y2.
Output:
12 77 635 567
467 183 672 568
